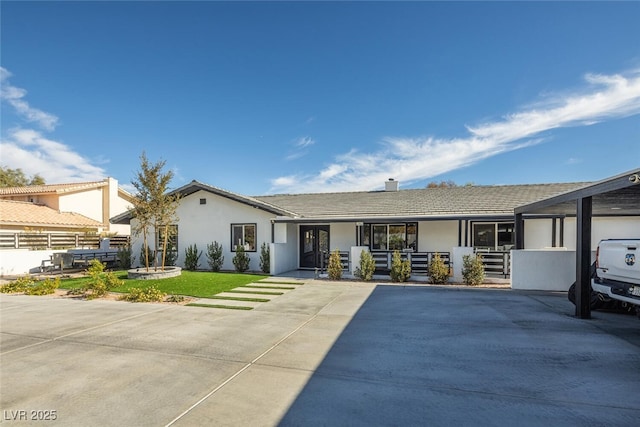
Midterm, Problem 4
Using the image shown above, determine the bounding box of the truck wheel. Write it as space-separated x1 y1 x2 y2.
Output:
567 283 602 310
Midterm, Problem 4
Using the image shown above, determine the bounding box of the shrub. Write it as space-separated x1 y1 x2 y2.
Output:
121 286 166 303
259 242 270 274
117 245 135 270
184 244 202 271
390 250 411 282
24 278 60 295
327 249 343 280
166 294 185 303
232 245 250 273
0 276 59 295
206 241 224 271
354 250 376 281
162 246 178 266
82 259 123 299
462 254 485 286
0 276 33 293
428 253 449 284
140 245 155 268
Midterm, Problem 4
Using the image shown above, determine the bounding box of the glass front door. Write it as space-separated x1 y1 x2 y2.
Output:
299 225 330 268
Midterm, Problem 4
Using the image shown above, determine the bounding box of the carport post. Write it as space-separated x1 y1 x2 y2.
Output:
575 196 592 319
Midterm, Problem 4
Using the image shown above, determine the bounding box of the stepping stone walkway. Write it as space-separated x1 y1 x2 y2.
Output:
189 279 305 310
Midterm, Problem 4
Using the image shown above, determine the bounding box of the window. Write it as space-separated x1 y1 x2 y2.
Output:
368 223 417 251
231 223 256 251
372 225 387 250
472 222 514 251
199 198 206 205
157 225 178 253
497 223 514 249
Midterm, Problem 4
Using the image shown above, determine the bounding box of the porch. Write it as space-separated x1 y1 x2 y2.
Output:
319 249 510 278
271 268 511 285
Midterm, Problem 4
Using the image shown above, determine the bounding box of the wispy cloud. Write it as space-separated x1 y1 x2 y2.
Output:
270 69 640 194
285 136 316 161
0 67 59 131
294 136 315 148
0 67 107 183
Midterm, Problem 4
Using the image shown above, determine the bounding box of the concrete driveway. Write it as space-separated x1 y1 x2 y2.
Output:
1 282 639 426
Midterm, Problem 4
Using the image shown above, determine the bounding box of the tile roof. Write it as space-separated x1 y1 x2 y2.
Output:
0 181 106 196
0 200 103 229
254 182 592 220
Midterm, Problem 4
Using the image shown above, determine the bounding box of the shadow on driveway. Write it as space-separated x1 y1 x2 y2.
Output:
279 285 640 426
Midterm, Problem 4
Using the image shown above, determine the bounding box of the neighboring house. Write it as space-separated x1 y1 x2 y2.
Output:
0 199 103 233
112 177 639 276
0 177 133 236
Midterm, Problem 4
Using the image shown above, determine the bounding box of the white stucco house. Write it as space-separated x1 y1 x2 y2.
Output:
112 175 640 286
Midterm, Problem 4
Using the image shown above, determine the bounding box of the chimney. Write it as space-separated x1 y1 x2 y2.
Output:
385 178 398 192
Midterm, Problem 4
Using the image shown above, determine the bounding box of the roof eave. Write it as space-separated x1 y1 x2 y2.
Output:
516 168 640 215
171 181 296 216
272 213 522 224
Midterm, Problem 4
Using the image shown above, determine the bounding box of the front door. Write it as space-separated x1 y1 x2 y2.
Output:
299 225 330 269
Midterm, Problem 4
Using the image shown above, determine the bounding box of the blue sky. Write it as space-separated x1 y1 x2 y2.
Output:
1 1 639 195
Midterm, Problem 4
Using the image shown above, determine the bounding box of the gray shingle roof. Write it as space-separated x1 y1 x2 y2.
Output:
254 183 591 220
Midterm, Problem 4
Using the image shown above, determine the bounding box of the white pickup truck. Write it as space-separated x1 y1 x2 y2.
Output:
591 239 640 317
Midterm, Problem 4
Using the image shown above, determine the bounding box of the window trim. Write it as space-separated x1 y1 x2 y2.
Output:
365 222 418 252
471 221 514 251
157 224 179 253
230 223 257 252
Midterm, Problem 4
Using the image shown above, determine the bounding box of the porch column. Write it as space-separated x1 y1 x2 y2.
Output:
575 197 592 319
514 213 524 250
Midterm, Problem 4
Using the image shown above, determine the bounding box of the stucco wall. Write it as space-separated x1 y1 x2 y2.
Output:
132 190 274 272
511 249 596 291
562 217 640 249
329 223 355 251
419 221 458 252
271 242 297 275
59 189 103 224
0 249 63 276
271 222 296 245
108 178 133 235
523 218 556 248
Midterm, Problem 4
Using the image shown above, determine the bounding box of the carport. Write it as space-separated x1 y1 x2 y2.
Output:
514 168 640 319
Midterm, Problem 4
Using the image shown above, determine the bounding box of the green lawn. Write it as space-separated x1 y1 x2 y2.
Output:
59 270 269 298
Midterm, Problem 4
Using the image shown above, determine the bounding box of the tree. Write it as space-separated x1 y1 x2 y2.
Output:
0 166 45 187
130 152 180 271
426 180 457 188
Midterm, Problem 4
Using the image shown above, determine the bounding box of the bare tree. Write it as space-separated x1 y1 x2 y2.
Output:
426 180 474 188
